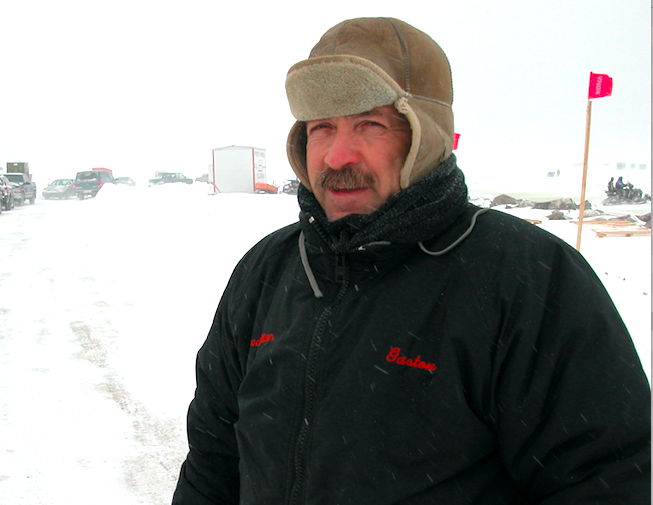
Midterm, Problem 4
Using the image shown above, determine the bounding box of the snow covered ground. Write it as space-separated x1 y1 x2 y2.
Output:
0 182 649 504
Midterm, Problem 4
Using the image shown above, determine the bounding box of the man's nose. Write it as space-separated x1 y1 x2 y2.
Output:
324 130 361 169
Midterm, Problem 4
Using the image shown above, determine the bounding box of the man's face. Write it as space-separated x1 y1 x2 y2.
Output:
305 105 412 221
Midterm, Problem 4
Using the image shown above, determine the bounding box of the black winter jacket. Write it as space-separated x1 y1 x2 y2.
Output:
173 166 650 504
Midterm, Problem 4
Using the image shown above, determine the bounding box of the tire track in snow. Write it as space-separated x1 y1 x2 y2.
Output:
70 320 183 502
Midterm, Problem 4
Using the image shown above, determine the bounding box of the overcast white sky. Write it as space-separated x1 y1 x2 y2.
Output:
1 0 650 186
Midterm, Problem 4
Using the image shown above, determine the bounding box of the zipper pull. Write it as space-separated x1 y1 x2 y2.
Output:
335 254 346 283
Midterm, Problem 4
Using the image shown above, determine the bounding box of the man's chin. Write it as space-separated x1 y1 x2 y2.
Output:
322 189 379 221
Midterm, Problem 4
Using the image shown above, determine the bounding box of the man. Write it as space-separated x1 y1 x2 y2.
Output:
173 18 650 504
615 175 625 197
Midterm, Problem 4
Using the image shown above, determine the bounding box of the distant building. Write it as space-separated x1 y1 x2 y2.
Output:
210 146 276 194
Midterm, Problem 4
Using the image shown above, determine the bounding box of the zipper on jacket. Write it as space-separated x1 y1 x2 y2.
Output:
288 260 349 505
335 253 346 283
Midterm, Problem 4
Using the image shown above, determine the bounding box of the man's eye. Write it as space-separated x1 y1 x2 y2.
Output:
308 123 330 135
361 120 387 132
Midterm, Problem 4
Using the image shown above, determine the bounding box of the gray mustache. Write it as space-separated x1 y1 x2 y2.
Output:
316 167 375 190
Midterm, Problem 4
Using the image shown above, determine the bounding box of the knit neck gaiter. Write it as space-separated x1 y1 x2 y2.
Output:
298 154 469 253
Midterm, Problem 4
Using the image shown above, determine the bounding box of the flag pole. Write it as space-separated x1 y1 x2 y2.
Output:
575 99 593 251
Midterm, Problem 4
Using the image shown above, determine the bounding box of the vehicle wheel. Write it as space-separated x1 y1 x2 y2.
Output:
29 196 36 204
77 194 84 200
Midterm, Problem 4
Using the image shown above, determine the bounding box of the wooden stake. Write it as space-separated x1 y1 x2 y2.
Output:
576 99 593 251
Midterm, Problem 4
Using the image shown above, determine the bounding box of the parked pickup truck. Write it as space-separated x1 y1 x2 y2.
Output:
148 172 193 186
4 172 37 205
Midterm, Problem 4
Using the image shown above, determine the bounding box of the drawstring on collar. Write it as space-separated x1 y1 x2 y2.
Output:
300 208 489 297
418 208 489 256
299 231 324 298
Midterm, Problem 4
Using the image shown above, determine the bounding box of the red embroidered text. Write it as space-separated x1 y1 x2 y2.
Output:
250 333 275 347
386 347 436 371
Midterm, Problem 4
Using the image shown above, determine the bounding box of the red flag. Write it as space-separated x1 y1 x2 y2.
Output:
453 133 460 150
588 72 613 99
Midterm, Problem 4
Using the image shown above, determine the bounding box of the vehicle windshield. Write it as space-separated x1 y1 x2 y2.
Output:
52 180 69 186
76 172 99 181
5 174 23 183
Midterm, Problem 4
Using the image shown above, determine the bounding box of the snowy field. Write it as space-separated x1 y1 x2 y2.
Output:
0 182 650 504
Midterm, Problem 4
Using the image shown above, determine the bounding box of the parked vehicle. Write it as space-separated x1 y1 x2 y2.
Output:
281 178 300 195
4 172 37 205
115 176 136 186
73 168 116 199
0 175 16 211
148 172 193 186
42 179 75 199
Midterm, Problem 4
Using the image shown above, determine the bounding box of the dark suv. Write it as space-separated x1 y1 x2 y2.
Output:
73 170 115 199
0 175 16 211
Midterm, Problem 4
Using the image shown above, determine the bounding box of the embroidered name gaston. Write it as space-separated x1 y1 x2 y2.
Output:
386 347 436 371
250 333 274 347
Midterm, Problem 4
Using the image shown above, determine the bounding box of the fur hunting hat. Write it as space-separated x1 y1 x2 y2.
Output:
285 17 454 191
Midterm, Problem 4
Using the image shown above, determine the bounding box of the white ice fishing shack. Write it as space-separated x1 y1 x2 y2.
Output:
210 146 277 194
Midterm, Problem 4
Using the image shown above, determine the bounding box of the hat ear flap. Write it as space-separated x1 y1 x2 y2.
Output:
402 99 453 187
287 121 312 191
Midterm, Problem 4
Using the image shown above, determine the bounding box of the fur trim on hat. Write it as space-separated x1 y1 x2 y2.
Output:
287 55 405 121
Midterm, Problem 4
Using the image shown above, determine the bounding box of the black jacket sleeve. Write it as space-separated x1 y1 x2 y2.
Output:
172 281 247 504
172 226 298 504
477 233 651 503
